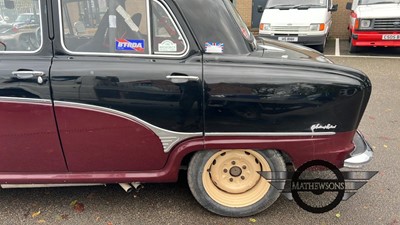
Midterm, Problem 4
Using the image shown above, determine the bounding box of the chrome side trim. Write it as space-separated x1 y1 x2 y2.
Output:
53 101 201 153
146 0 152 54
1 184 104 189
205 132 336 137
0 98 336 150
0 97 52 105
160 136 181 150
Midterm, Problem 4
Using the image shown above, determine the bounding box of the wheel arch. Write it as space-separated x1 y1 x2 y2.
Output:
166 132 356 182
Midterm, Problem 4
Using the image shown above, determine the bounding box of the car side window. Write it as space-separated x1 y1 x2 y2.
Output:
0 0 42 52
151 0 186 55
61 0 187 56
62 0 149 54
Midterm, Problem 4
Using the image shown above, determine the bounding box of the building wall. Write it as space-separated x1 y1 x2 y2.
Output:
331 0 351 38
236 0 351 39
236 0 252 26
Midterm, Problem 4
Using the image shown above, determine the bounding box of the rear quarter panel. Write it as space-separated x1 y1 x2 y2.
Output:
202 55 371 168
203 55 371 133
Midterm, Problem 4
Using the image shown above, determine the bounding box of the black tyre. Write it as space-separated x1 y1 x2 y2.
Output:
187 149 286 217
315 44 326 53
349 38 360 53
314 36 327 53
315 44 325 53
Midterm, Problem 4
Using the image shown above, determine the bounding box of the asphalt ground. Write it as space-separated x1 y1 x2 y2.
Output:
0 56 399 225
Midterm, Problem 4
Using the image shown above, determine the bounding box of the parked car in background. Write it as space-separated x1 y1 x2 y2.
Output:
259 0 338 52
0 12 40 35
0 11 40 50
346 0 400 53
12 12 39 29
0 0 373 217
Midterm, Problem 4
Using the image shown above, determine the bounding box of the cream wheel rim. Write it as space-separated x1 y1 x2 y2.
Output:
202 149 272 208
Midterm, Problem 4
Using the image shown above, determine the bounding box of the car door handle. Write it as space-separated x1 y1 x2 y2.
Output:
12 71 45 80
166 75 200 84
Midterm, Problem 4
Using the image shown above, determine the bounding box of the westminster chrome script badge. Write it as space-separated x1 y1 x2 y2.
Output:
311 123 337 132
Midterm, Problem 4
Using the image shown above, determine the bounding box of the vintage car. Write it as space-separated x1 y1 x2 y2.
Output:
0 0 372 217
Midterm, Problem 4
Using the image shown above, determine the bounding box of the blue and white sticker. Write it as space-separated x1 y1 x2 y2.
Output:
205 42 224 54
116 39 145 52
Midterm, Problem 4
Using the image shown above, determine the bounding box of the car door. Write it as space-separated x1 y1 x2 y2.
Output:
50 0 203 172
0 0 67 172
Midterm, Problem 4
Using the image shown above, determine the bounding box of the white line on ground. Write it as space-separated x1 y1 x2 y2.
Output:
335 38 340 56
325 54 400 59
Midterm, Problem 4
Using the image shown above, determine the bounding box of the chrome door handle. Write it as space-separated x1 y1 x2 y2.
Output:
166 75 200 84
12 71 45 80
12 71 46 84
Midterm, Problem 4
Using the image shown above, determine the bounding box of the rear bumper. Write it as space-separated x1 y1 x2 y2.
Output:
343 131 373 168
352 31 400 47
260 34 326 46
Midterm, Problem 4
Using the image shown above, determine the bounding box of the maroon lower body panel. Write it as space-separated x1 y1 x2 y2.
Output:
54 105 169 172
0 101 67 172
0 131 356 184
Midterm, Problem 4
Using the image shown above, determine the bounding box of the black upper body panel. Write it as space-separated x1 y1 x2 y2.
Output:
202 54 371 133
0 0 372 134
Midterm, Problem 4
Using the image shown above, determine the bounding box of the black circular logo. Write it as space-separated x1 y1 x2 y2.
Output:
291 160 345 213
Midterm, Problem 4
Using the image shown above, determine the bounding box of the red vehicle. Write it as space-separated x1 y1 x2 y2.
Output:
346 0 400 53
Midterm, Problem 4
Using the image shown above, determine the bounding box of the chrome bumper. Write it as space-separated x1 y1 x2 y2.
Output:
344 131 373 168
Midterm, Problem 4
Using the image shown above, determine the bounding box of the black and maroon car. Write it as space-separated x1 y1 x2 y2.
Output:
0 0 372 217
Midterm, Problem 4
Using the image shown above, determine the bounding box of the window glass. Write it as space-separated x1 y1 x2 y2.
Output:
61 0 187 56
62 0 149 54
0 0 42 52
151 0 186 54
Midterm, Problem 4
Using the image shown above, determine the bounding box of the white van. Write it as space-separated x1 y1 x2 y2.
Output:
259 0 338 52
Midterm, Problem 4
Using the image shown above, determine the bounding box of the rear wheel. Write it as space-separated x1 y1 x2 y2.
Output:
187 149 286 217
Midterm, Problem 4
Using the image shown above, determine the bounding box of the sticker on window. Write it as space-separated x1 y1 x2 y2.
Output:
205 42 224 54
158 40 177 52
116 39 145 52
109 15 117 28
